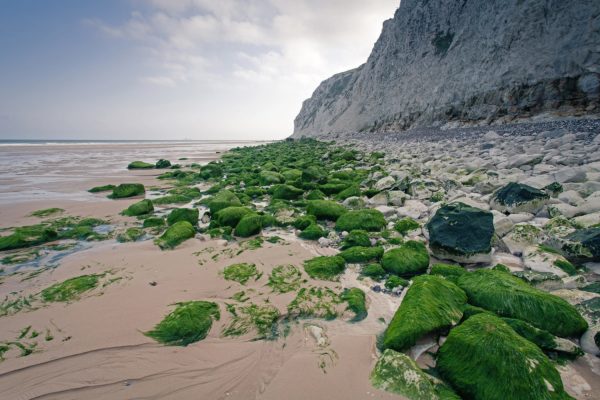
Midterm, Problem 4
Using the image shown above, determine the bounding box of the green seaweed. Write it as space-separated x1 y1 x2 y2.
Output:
382 240 430 277
145 301 220 346
30 208 64 218
222 263 260 285
268 264 302 293
341 288 367 321
155 221 195 249
303 255 346 281
336 209 386 232
40 274 101 302
339 246 383 263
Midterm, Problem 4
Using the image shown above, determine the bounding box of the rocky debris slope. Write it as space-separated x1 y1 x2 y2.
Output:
293 0 600 137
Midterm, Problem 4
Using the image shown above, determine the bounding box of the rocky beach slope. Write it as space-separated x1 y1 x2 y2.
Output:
0 124 599 399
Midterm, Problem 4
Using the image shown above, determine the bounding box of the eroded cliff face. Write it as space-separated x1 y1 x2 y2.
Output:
293 0 600 137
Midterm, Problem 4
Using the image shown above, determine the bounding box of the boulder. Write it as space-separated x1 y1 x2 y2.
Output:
437 313 572 400
426 202 494 263
490 182 549 214
375 176 395 191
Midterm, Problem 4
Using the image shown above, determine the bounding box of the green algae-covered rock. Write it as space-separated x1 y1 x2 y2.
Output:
382 240 430 277
305 189 325 200
371 349 459 400
457 269 588 337
385 275 409 290
339 246 383 263
491 182 549 214
215 206 253 228
155 159 171 169
383 275 466 352
122 199 154 216
167 208 199 226
335 184 361 200
155 221 195 249
109 183 145 199
116 227 144 243
559 227 600 261
281 169 303 182
208 190 242 214
303 255 346 280
437 313 573 400
292 215 317 230
0 225 58 251
336 209 386 232
127 160 154 169
394 217 420 235
306 200 347 221
341 229 371 249
298 223 326 240
234 214 262 237
271 184 304 200
259 170 284 185
427 202 494 263
361 263 386 280
319 182 350 195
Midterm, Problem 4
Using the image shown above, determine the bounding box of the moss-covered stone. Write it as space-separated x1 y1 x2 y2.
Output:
426 202 494 263
0 225 58 251
306 200 347 221
382 241 430 277
208 190 242 214
281 169 303 182
167 208 199 226
437 313 573 400
335 184 361 200
116 227 144 242
155 221 195 249
109 183 145 199
259 170 284 185
502 317 583 357
305 189 325 200
127 161 154 169
457 269 588 337
371 349 457 400
271 184 304 200
303 255 346 280
491 182 549 214
339 246 383 263
234 214 262 237
385 275 409 290
394 218 420 235
298 223 326 240
122 199 154 216
292 215 317 230
215 206 254 228
361 263 386 280
559 227 600 261
155 159 171 169
336 209 386 232
383 275 466 351
341 229 371 249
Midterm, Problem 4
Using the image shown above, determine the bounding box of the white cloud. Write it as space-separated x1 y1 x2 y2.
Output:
86 0 399 138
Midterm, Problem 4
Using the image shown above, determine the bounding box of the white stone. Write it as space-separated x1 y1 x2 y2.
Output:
375 176 396 191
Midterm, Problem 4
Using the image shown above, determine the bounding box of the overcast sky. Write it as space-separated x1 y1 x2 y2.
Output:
0 0 398 140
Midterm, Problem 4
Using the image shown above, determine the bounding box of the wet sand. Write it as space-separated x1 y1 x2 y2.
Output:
0 141 399 400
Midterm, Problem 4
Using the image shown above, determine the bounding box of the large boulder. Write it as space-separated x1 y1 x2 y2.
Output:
383 275 466 351
456 269 588 337
122 199 154 216
437 313 573 400
336 209 386 232
555 227 600 262
426 202 494 263
491 182 549 214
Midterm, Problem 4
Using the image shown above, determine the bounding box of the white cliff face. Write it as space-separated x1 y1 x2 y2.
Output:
293 0 600 138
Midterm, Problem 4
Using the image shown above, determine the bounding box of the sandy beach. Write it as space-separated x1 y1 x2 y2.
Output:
0 141 399 400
